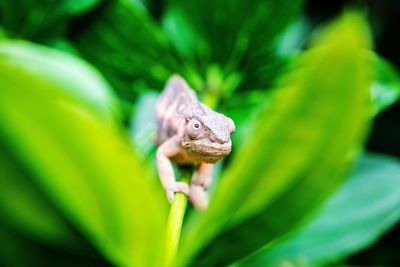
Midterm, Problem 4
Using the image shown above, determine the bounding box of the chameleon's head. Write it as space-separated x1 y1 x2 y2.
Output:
181 105 235 163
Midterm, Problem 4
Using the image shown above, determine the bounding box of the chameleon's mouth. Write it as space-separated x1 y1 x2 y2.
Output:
182 140 232 163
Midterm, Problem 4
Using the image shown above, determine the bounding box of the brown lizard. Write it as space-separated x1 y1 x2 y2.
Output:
154 75 235 210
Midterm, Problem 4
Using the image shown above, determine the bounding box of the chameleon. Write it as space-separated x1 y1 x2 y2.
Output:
154 75 235 210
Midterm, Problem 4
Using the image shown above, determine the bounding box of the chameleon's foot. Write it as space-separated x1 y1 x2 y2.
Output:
189 185 209 211
165 182 190 203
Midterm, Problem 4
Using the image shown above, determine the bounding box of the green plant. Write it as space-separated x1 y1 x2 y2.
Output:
0 1 399 266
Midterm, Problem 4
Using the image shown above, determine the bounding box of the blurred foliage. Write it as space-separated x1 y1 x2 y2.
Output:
179 13 372 266
0 41 167 267
236 153 400 266
0 0 400 267
71 0 183 100
371 54 400 114
0 0 101 41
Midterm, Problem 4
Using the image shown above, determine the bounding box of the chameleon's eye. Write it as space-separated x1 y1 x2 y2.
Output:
188 119 203 139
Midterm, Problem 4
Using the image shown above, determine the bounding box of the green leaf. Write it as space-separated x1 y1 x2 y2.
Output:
0 40 119 122
0 141 80 247
371 54 400 114
178 11 372 266
62 0 103 16
0 42 167 266
0 227 109 267
225 52 400 139
0 0 102 41
162 0 304 76
220 89 273 150
130 92 158 156
238 153 400 266
72 0 182 100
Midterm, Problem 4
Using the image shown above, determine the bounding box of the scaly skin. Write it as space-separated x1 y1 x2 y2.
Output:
155 75 235 210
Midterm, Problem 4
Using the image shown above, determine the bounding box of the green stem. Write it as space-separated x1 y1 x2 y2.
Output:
165 171 191 267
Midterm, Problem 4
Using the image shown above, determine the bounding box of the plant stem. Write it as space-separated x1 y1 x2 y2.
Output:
165 170 191 267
